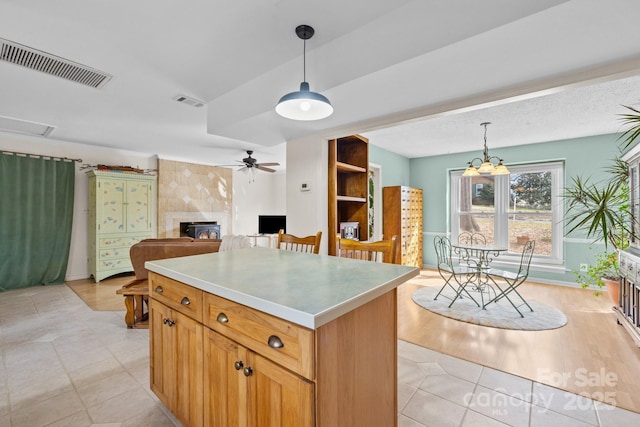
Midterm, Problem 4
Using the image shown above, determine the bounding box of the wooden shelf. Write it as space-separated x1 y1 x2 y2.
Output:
336 195 367 203
336 162 367 173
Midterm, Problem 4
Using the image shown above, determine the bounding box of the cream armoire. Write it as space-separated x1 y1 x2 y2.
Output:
88 170 156 282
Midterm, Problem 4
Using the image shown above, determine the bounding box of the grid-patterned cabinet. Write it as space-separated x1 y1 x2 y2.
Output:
88 170 156 282
383 186 423 267
328 134 369 256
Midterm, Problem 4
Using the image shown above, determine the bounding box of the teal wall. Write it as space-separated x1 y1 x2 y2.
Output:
372 133 622 285
370 144 411 186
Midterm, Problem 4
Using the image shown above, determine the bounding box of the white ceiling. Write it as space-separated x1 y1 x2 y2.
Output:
1 0 640 172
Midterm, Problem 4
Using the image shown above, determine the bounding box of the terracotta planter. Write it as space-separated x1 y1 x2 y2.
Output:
601 277 620 306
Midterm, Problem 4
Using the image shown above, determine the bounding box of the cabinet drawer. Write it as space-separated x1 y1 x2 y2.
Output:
204 293 315 380
98 247 130 260
97 257 131 271
98 235 146 249
149 274 203 322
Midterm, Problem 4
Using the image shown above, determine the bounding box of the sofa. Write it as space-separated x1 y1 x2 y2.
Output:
116 237 222 328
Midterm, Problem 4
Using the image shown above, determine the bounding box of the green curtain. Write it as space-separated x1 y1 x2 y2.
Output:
0 152 75 291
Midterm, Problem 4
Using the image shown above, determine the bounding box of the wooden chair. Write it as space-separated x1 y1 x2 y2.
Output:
276 229 322 254
337 236 398 264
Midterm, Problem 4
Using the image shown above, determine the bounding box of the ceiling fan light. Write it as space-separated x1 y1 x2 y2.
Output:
275 82 333 121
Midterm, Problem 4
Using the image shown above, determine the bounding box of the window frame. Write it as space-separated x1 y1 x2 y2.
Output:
450 161 564 266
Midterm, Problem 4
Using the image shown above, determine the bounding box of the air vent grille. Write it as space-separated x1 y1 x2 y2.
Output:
0 38 112 89
0 115 55 137
174 95 205 108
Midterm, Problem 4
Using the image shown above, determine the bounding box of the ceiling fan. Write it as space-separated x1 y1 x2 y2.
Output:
217 150 280 173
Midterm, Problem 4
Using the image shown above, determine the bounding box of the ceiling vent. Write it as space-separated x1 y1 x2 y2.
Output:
0 38 112 89
0 115 55 137
174 95 205 108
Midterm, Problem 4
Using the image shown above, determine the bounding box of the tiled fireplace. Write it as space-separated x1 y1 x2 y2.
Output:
157 159 233 238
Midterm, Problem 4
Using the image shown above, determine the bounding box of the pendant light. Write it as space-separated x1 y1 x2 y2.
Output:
462 122 510 176
275 25 333 121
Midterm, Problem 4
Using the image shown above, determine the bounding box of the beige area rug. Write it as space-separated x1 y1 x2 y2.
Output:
411 284 568 331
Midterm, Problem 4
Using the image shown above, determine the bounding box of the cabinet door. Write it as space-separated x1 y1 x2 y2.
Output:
150 299 174 409
204 329 314 427
150 300 204 427
204 329 247 427
126 180 153 233
247 351 314 427
173 310 204 427
98 178 127 234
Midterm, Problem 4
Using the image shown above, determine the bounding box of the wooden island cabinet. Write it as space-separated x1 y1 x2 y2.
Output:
146 247 418 427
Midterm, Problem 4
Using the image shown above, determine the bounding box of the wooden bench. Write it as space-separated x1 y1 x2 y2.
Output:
116 238 222 328
116 279 150 329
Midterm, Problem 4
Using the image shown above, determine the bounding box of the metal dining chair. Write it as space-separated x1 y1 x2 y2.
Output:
456 231 487 267
433 236 479 307
483 240 535 317
458 231 486 245
276 229 322 254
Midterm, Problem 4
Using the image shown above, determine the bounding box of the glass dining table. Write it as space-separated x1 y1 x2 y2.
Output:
450 242 507 304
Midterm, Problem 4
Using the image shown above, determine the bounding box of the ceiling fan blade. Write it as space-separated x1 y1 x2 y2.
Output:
256 162 280 167
257 165 276 173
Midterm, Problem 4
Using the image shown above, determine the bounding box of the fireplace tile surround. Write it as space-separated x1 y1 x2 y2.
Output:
157 159 232 238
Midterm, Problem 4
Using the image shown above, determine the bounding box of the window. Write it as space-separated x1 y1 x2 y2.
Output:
450 162 563 264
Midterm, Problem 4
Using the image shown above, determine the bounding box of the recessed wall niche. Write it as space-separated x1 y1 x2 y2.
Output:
157 159 233 238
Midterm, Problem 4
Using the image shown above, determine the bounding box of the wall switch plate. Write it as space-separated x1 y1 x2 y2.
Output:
300 181 311 192
580 263 589 272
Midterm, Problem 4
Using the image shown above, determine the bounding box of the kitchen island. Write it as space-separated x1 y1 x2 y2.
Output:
146 246 419 427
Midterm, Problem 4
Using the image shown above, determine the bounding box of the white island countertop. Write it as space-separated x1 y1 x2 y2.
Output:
145 246 419 329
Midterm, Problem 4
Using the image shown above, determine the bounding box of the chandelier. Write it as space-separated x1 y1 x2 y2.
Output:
462 122 510 176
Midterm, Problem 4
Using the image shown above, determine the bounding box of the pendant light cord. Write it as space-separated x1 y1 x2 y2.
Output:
303 38 306 82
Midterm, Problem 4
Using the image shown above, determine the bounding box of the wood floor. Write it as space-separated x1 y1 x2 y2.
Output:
398 270 640 414
68 269 640 414
66 273 134 311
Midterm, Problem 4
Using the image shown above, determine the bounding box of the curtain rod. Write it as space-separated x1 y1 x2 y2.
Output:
1 150 82 163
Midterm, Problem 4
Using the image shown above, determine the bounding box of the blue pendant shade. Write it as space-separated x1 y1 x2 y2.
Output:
275 81 333 121
276 24 333 121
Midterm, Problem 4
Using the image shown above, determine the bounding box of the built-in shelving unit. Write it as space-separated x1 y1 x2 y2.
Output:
328 134 369 255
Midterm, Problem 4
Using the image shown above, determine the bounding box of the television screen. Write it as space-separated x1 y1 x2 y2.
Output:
258 215 286 235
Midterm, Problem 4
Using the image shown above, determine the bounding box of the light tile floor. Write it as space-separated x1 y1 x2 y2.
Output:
1 284 639 426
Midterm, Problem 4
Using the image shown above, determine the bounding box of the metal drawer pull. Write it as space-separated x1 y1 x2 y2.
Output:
180 297 190 305
155 286 163 294
216 313 229 324
163 318 175 327
243 367 253 377
268 335 284 349
234 361 244 370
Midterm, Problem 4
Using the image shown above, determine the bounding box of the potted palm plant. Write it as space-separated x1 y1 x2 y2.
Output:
564 104 640 301
564 156 629 302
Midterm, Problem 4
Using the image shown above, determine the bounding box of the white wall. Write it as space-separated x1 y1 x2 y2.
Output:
232 170 286 236
0 132 286 281
286 135 328 253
